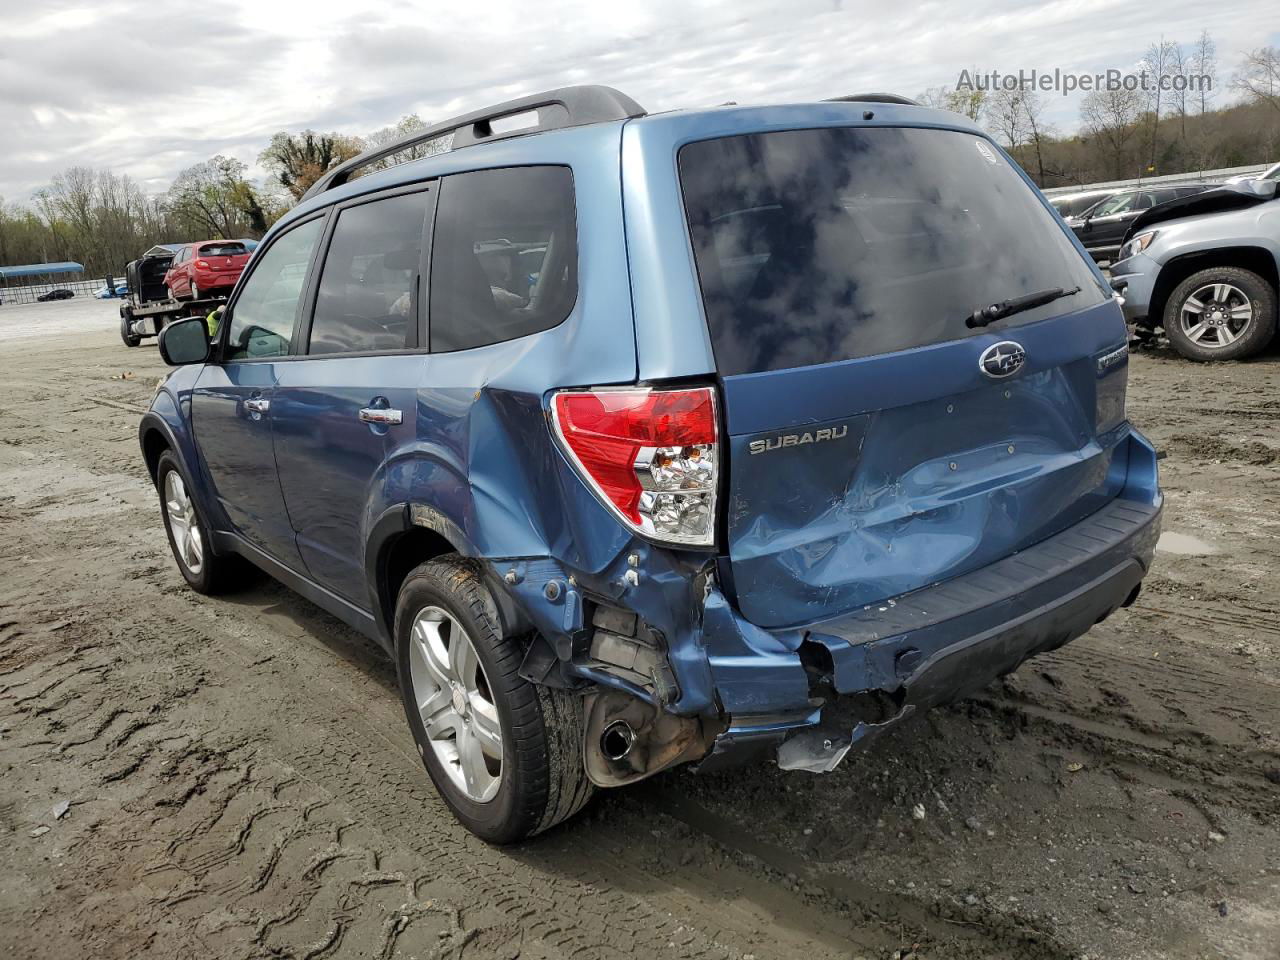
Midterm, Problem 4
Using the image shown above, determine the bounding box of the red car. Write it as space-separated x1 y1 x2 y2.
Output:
163 240 252 301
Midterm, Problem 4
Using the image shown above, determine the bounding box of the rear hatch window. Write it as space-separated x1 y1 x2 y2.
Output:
678 125 1125 629
200 242 248 257
678 126 1103 375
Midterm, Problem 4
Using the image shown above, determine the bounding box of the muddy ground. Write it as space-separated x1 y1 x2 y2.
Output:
1 298 1277 960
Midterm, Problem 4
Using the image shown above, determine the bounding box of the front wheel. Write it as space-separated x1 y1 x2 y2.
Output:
1163 267 1277 361
394 556 594 843
120 311 141 347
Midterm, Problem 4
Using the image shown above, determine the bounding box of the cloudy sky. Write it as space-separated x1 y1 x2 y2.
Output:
2 0 1277 202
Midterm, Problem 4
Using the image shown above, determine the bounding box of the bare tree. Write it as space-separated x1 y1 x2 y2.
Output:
1021 90 1054 184
986 87 1030 154
1234 46 1280 114
1169 42 1189 140
1081 87 1144 179
1190 31 1217 115
1142 39 1179 168
361 114 452 174
915 86 952 110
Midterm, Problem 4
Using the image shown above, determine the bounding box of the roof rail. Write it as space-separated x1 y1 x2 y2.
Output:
301 85 646 201
825 92 921 106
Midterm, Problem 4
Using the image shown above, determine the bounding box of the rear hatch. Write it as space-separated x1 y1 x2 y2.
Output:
198 242 250 273
678 125 1128 629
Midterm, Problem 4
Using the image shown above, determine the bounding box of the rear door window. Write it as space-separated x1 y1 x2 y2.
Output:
224 218 323 360
679 127 1104 375
308 190 431 355
429 166 577 352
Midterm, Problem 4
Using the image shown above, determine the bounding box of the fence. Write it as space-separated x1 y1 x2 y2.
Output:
1041 163 1271 197
0 277 120 306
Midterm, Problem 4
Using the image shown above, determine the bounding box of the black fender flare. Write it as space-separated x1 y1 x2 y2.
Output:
363 502 529 649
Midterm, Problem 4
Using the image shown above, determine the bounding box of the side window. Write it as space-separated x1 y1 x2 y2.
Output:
308 190 430 355
1095 194 1135 216
429 166 577 352
225 218 324 361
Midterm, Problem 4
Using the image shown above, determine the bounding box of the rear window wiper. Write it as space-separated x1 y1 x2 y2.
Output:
967 286 1081 328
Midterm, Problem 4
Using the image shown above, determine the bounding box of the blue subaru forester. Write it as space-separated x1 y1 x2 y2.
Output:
140 86 1161 842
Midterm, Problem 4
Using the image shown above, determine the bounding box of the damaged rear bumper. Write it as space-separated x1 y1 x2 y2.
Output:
493 431 1161 784
699 458 1162 774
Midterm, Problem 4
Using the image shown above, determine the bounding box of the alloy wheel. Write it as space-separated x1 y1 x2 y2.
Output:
164 470 204 575
1179 282 1254 349
408 605 503 802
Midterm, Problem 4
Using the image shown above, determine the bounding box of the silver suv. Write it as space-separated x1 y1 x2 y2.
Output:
1110 180 1280 360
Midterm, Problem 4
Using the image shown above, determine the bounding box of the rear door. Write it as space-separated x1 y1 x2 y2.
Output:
191 216 326 570
677 125 1128 629
271 185 433 605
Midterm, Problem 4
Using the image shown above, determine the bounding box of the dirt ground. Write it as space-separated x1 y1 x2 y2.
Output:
1 298 1278 960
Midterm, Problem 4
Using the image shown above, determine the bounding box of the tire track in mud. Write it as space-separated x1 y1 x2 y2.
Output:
0 514 909 957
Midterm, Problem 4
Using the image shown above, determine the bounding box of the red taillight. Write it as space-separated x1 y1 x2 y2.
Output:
196 259 210 268
551 387 718 546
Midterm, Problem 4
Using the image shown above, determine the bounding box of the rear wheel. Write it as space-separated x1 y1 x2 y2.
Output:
155 451 249 594
190 279 199 300
1163 267 1277 361
394 556 594 843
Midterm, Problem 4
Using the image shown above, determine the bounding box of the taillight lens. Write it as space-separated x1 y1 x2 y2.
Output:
196 259 210 268
551 387 718 546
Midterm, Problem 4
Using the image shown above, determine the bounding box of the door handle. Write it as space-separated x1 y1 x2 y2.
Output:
244 397 270 418
358 407 402 425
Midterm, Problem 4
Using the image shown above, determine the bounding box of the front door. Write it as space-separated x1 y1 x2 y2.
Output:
271 187 432 604
190 216 326 571
1083 193 1152 253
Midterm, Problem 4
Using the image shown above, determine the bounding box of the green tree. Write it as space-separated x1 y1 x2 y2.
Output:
259 130 365 200
166 156 281 239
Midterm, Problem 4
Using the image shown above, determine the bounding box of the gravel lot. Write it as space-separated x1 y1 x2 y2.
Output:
1 298 1278 960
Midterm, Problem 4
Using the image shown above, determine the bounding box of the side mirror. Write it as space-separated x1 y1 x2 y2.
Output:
158 317 209 366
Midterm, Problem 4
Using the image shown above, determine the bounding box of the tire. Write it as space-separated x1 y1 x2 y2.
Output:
190 280 199 300
166 286 177 302
394 556 594 843
119 312 141 347
1162 266 1277 361
155 451 248 594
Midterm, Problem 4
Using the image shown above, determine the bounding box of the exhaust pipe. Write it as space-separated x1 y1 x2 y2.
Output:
600 720 635 761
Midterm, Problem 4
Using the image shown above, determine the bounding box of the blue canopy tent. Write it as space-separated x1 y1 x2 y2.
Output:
0 262 87 305
0 261 84 281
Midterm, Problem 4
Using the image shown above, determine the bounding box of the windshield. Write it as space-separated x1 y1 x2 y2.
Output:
678 126 1104 376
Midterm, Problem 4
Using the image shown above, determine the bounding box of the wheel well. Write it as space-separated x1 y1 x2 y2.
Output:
141 428 171 483
1151 246 1279 327
378 527 457 637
